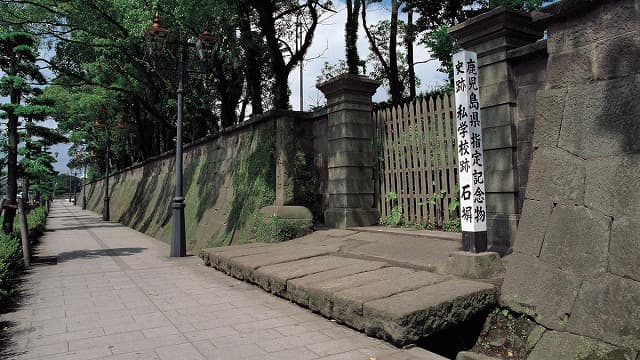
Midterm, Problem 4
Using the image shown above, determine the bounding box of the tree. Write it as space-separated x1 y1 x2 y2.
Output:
0 31 46 234
345 0 362 75
250 0 329 109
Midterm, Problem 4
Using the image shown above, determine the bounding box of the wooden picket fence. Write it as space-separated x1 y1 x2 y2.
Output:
373 94 459 225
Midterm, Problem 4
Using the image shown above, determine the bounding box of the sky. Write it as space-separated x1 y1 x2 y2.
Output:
0 1 474 176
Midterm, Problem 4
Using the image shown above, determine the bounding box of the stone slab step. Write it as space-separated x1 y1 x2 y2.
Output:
201 246 496 347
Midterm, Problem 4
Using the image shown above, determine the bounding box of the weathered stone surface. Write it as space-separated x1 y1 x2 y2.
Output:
544 48 594 89
532 88 566 147
287 260 388 306
540 0 640 55
568 274 640 350
559 76 640 158
486 214 518 254
202 244 271 270
332 271 447 330
512 200 552 257
258 205 312 220
539 205 611 276
324 207 378 228
524 146 585 206
526 325 546 351
444 251 505 279
307 267 413 316
363 280 495 346
500 253 581 330
455 352 500 360
251 256 358 295
224 247 333 281
610 217 640 282
528 330 637 360
585 153 640 219
593 31 640 81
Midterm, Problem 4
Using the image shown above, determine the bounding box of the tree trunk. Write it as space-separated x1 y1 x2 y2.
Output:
389 0 402 104
2 111 19 234
18 199 30 267
406 7 416 100
240 3 264 115
345 0 361 74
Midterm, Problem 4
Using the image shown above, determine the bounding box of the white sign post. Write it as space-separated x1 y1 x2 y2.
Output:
452 50 487 253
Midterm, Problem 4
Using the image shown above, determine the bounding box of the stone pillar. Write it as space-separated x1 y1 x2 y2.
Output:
275 114 295 206
449 8 543 253
317 74 381 228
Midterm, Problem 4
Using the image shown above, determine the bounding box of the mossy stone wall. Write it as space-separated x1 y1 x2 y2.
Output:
85 111 324 254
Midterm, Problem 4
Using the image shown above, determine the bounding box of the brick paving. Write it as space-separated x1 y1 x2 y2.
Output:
0 201 445 360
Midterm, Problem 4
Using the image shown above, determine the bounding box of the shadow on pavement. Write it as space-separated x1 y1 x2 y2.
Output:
57 247 146 262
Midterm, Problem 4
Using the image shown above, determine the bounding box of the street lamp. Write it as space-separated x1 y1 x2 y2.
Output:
76 151 87 210
145 12 219 257
95 120 110 221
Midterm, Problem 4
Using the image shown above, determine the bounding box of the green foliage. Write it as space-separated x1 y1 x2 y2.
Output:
254 215 312 243
382 191 404 227
0 206 47 301
293 150 319 218
0 232 21 299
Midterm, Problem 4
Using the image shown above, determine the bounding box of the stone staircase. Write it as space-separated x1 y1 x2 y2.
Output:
200 229 498 347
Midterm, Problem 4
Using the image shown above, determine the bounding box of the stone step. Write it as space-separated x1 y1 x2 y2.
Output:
202 244 496 347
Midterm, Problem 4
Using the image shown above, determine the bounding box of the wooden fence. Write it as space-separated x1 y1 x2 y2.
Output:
373 95 459 225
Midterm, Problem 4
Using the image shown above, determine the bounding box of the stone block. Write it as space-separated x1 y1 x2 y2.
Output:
568 273 640 350
251 255 355 296
444 251 505 279
363 280 495 346
559 76 640 158
610 216 640 282
542 0 640 55
331 271 446 330
482 124 515 150
486 214 518 254
500 253 582 330
327 123 372 140
456 352 501 360
259 206 312 220
539 204 611 276
593 31 640 81
512 200 552 257
327 151 373 168
528 330 637 360
327 138 372 154
328 194 374 209
532 88 566 147
307 267 412 316
286 260 389 306
524 146 585 206
328 178 374 194
481 105 514 129
484 148 516 172
478 61 510 87
324 207 378 228
585 153 640 219
486 193 517 214
479 81 516 108
484 169 515 194
545 48 594 89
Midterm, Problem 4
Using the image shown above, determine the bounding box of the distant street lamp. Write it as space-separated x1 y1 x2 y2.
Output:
145 12 219 257
95 120 110 221
76 151 87 210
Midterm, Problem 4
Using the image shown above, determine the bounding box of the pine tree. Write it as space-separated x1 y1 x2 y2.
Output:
0 31 47 233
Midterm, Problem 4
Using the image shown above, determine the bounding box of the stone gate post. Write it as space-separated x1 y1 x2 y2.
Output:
449 8 544 253
317 74 381 228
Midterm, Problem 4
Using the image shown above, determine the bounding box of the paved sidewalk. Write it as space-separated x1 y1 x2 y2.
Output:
0 201 445 360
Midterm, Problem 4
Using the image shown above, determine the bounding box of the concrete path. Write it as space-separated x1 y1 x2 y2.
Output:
0 201 445 360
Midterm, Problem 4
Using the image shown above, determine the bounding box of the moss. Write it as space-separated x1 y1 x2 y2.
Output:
224 127 276 245
254 214 313 243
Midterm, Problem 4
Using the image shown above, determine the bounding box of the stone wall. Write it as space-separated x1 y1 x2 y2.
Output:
500 0 640 357
85 110 326 254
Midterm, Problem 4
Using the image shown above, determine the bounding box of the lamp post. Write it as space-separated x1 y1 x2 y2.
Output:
103 129 110 221
145 13 219 257
76 151 87 210
73 169 77 205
